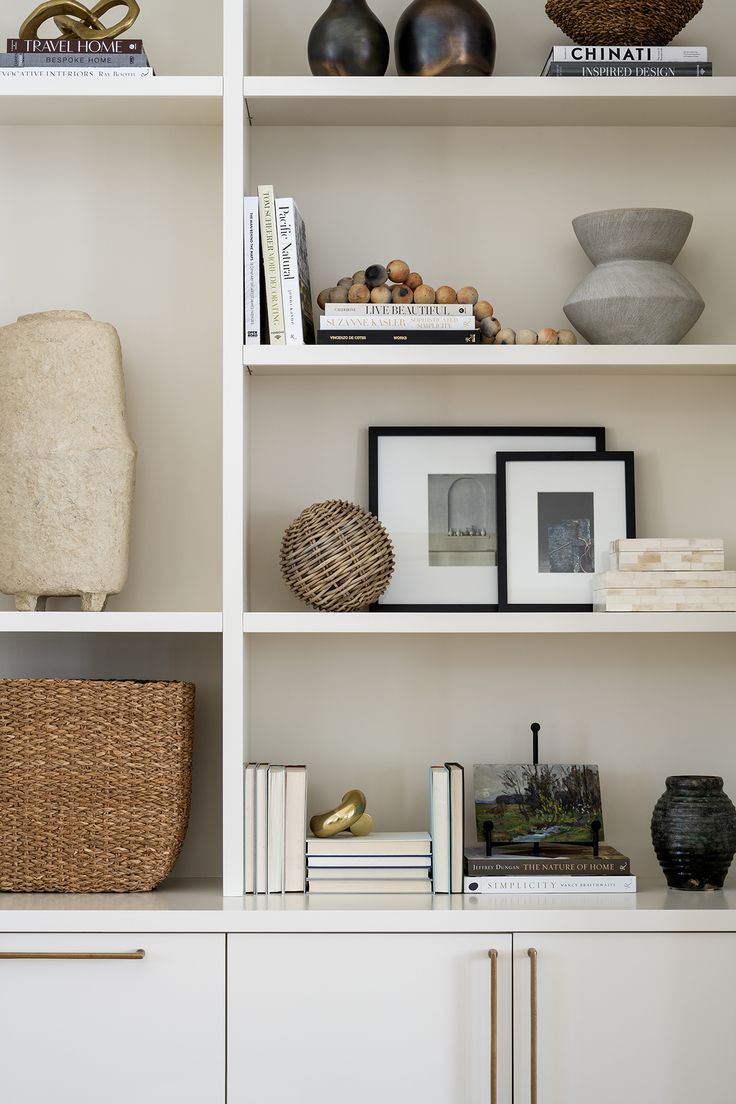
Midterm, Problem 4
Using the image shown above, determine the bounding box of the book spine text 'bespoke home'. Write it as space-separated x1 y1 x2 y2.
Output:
258 185 286 346
0 52 148 66
7 37 144 53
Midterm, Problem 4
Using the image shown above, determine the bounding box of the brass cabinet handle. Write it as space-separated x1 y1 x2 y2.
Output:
488 950 498 1104
528 948 538 1104
0 950 145 961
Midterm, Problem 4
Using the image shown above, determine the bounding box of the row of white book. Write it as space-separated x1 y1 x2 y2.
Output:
429 762 465 894
307 832 432 894
243 763 307 894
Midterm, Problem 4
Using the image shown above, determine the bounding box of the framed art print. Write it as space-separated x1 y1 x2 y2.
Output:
497 451 636 612
368 427 606 611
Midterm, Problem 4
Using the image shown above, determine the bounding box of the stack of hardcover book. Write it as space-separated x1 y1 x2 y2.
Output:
307 831 432 894
542 45 711 78
318 302 477 346
244 185 315 346
243 763 307 894
0 36 153 77
429 763 465 893
464 843 636 894
595 538 735 612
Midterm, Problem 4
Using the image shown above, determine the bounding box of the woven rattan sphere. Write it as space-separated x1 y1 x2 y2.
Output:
281 500 395 612
545 0 703 46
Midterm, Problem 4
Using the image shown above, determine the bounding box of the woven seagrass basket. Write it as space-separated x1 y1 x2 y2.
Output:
0 679 194 893
281 499 395 612
545 0 704 46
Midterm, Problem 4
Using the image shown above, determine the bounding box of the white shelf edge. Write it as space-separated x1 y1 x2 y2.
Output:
243 612 736 634
244 75 736 127
2 878 736 933
0 611 222 633
244 344 736 376
0 75 223 124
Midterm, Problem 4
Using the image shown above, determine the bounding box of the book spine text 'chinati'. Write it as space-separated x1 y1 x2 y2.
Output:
317 330 477 345
548 46 708 63
258 185 286 346
547 62 712 77
7 37 144 53
0 52 148 66
243 196 261 346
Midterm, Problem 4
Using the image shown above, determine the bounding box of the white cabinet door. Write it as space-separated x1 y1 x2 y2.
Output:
513 932 736 1104
228 933 512 1104
0 933 225 1104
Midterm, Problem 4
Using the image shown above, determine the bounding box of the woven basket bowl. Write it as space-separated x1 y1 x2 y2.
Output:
545 0 703 46
0 679 194 893
281 500 395 612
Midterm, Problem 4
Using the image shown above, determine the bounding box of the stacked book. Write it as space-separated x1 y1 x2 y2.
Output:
429 763 465 893
244 185 315 346
307 831 432 894
595 538 735 612
243 763 307 893
542 45 711 78
317 302 477 346
464 843 636 894
0 36 153 77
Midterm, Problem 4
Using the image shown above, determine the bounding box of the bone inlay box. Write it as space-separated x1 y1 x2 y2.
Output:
596 571 736 590
609 539 725 573
594 591 736 613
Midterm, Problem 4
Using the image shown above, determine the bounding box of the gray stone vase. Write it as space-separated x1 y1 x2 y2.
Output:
651 776 736 891
0 310 137 612
564 208 705 344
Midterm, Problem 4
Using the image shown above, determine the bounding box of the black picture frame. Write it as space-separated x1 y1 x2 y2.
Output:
368 426 607 612
496 451 636 613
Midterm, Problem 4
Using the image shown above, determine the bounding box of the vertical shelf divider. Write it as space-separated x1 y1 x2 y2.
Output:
222 0 246 896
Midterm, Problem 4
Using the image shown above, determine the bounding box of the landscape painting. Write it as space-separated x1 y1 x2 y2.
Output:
474 763 604 844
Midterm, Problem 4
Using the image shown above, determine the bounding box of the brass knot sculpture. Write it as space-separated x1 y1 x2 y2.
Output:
20 0 140 41
309 789 374 839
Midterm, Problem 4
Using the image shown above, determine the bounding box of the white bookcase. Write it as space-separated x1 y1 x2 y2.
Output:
1 0 736 908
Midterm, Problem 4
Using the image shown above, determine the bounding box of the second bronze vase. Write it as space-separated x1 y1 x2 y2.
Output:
396 0 496 76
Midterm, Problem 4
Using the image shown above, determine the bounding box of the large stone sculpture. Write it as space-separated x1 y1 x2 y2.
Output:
0 310 137 611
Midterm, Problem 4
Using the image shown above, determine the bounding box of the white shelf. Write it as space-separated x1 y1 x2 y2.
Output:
0 76 223 125
244 612 736 634
1 878 735 933
0 612 222 633
245 344 736 377
244 76 736 128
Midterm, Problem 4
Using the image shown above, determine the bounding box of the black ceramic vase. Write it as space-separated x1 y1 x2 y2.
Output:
308 0 390 76
651 776 736 891
395 0 496 76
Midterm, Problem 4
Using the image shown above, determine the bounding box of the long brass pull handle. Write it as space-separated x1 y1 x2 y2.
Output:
0 950 145 961
488 950 498 1104
528 948 538 1104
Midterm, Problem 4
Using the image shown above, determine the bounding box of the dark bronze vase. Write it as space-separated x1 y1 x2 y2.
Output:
395 0 496 76
651 776 736 891
308 0 390 76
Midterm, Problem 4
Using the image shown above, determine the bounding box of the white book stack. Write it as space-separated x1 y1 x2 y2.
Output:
244 763 307 893
594 539 735 612
430 763 465 894
306 832 432 894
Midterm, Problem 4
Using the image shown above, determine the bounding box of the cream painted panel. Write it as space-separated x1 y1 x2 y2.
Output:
0 933 225 1103
229 933 513 1104
513 933 736 1104
0 125 222 611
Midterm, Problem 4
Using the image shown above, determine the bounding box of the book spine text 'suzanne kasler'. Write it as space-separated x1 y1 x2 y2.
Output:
464 876 637 894
465 856 631 877
257 185 286 346
7 37 144 53
317 330 477 345
547 62 712 77
320 315 476 331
